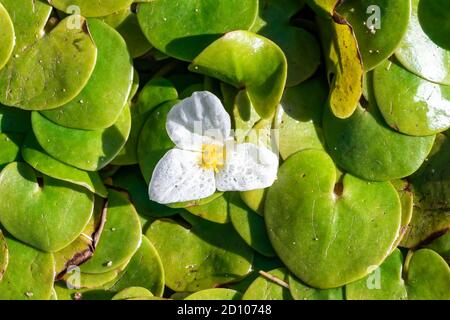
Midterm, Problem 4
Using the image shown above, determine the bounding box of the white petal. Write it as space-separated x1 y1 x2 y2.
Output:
216 143 279 191
149 149 216 204
166 91 231 151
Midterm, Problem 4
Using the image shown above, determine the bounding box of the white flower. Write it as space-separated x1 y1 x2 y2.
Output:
148 91 279 205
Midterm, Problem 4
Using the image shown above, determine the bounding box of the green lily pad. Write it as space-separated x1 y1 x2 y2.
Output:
41 18 133 130
316 14 363 119
137 0 259 61
374 60 450 136
229 193 276 257
185 288 242 300
0 236 54 300
101 8 152 58
138 100 177 183
64 267 123 290
186 193 229 224
426 232 450 263
0 133 22 170
190 30 287 119
346 249 408 300
395 0 450 85
0 3 14 70
0 230 7 281
107 236 165 297
32 106 131 171
146 213 253 292
0 162 94 252
0 104 30 133
0 15 97 110
337 0 411 71
418 0 450 51
278 76 327 160
265 150 402 288
242 268 292 300
22 133 108 197
289 275 344 300
240 189 267 217
406 249 450 300
254 0 321 87
137 77 178 116
401 133 450 248
323 85 435 181
49 0 134 17
112 287 154 300
80 189 141 274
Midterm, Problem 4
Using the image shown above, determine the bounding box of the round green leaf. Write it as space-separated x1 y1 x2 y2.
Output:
337 0 411 71
41 18 133 130
49 0 134 17
374 60 450 136
137 77 178 116
229 193 276 257
289 275 344 300
0 15 98 110
323 95 435 181
22 133 108 197
146 213 253 292
395 0 450 85
0 162 94 252
112 287 153 300
186 193 229 224
0 236 54 300
81 189 141 273
265 150 402 288
0 3 14 70
108 236 165 297
346 249 408 300
185 288 242 300
190 30 287 119
32 105 131 171
426 232 450 263
242 268 292 300
137 0 259 61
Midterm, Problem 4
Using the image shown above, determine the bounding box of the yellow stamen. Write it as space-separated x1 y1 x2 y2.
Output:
200 144 225 172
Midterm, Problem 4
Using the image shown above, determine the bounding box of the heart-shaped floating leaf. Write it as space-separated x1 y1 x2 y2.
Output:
374 60 450 136
22 133 107 197
49 0 134 17
395 0 450 86
0 15 97 110
190 30 287 119
81 190 141 274
242 268 292 300
0 133 22 170
426 232 450 263
337 0 411 71
146 213 253 292
185 288 242 300
0 3 14 70
0 235 54 300
316 10 363 118
254 0 321 87
108 236 165 297
289 275 344 300
0 230 7 281
0 104 30 133
323 83 435 181
417 0 450 51
346 249 408 300
101 8 152 58
347 248 450 300
278 76 327 160
137 0 259 61
229 193 276 257
112 287 154 300
32 106 131 171
0 162 94 252
41 19 133 130
401 134 450 248
265 150 402 288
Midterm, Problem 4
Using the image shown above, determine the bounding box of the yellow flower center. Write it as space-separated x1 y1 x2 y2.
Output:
200 144 225 172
